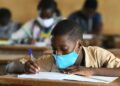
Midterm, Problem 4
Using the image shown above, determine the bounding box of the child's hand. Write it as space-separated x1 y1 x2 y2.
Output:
64 66 78 71
68 68 95 77
24 60 40 73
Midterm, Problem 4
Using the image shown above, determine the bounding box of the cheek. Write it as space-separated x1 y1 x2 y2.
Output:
65 43 75 54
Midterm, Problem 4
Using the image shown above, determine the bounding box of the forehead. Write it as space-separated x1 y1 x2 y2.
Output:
40 8 54 18
41 8 54 14
51 35 75 46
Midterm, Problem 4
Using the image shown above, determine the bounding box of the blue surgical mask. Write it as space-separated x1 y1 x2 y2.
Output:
53 51 78 69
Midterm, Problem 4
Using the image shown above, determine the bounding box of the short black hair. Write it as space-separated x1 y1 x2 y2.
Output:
0 8 11 19
83 0 98 10
51 20 83 41
37 0 57 12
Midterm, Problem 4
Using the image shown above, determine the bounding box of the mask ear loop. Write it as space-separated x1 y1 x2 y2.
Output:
73 41 79 53
74 41 82 55
73 41 83 69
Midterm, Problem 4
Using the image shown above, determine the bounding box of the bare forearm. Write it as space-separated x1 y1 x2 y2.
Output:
67 67 120 77
93 68 120 77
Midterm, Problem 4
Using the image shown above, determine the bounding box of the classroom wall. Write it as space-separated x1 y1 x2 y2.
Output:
0 0 38 23
0 0 120 35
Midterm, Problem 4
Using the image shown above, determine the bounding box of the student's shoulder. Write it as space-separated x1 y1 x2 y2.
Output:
54 16 65 22
95 12 101 16
68 10 82 18
22 19 35 26
85 46 107 51
19 19 35 30
85 46 112 55
93 12 102 19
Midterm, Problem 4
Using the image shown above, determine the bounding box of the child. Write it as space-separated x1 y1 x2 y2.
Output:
6 20 120 76
0 8 21 39
68 0 102 34
10 0 63 45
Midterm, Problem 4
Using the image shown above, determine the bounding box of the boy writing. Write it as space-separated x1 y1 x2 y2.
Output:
6 20 120 76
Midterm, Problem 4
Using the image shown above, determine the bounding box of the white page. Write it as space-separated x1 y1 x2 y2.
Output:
18 72 118 83
64 74 118 83
18 72 68 80
90 76 118 83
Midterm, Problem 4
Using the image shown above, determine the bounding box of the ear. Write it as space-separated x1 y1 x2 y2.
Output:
74 40 83 53
77 40 83 48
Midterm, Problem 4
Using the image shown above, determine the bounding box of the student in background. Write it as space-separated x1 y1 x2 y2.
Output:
68 0 102 34
0 8 21 39
10 0 63 46
6 20 120 77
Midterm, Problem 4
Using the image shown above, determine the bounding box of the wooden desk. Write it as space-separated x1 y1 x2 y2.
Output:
0 75 119 86
0 45 51 54
0 45 52 64
0 45 51 75
0 45 51 62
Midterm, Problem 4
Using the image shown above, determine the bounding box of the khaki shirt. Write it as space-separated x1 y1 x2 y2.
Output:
6 46 120 73
83 46 120 68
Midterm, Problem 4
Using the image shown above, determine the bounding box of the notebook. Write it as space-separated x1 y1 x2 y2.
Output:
18 72 118 84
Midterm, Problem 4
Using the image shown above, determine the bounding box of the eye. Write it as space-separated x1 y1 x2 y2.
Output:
61 47 68 51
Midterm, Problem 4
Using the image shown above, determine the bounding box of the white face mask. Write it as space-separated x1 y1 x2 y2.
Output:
37 17 54 28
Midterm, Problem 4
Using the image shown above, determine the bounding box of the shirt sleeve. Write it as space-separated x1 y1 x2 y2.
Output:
95 47 120 68
10 21 33 40
5 55 58 74
93 13 102 26
35 55 55 72
68 12 79 22
6 61 25 74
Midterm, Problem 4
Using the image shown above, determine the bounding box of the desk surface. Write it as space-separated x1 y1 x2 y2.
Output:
0 45 50 51
0 75 119 86
0 45 51 64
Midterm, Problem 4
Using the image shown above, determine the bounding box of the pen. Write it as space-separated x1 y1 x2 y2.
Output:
28 48 35 61
28 48 40 73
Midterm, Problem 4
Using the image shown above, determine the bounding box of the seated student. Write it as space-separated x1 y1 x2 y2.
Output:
10 0 63 46
6 20 120 77
68 0 102 34
0 8 21 39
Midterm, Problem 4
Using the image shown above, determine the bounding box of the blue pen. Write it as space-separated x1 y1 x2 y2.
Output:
28 48 35 61
28 48 40 72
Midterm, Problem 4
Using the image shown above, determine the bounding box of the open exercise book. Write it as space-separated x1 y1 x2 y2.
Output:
18 72 118 84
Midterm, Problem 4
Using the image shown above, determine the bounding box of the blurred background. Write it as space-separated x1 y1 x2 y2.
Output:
0 0 118 35
0 0 119 48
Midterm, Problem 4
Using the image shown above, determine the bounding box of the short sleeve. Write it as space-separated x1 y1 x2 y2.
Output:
68 11 80 21
95 47 120 68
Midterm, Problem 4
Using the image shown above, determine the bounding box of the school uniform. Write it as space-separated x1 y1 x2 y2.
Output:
10 16 63 45
68 11 102 34
0 21 20 38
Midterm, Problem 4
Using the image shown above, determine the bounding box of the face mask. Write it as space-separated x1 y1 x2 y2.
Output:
37 17 54 28
53 51 79 69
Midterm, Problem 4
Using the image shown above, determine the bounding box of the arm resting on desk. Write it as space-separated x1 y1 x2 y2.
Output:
6 61 25 74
